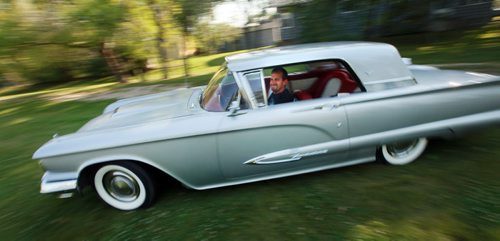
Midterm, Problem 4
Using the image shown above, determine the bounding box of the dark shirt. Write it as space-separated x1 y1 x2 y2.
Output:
268 89 294 105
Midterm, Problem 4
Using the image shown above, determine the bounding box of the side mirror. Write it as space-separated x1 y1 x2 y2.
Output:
227 101 245 117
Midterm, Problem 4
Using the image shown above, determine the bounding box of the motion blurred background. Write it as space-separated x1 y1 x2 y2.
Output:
1 0 498 86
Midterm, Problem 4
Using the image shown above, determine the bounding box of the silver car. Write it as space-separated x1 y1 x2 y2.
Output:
33 42 500 210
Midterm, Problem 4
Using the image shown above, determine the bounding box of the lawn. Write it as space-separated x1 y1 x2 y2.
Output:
1 98 499 240
382 17 500 66
0 21 499 240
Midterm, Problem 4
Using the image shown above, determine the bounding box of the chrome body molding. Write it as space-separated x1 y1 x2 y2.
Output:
40 172 78 193
245 149 329 165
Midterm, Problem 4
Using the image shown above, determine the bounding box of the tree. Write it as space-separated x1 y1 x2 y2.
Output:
147 0 170 80
0 0 225 86
0 0 128 84
70 0 127 82
290 0 338 42
193 22 242 54
171 0 217 77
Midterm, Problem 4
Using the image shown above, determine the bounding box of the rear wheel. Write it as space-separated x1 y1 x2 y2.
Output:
379 138 428 165
94 162 156 210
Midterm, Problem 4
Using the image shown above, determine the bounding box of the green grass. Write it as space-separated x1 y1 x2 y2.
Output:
0 21 499 240
0 97 499 240
389 18 500 66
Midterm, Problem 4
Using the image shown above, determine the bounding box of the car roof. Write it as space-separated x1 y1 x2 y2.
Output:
225 41 414 89
226 42 386 71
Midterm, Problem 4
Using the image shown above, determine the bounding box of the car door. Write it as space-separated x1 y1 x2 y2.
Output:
216 70 350 180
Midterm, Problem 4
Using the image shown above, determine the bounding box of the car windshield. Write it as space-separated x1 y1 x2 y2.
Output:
201 64 238 112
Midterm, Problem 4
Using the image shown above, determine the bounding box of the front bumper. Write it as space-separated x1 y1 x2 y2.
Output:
40 172 78 193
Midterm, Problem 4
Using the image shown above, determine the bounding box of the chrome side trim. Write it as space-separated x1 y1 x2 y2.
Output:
362 76 414 85
245 156 301 165
244 140 348 165
245 149 329 165
41 175 77 194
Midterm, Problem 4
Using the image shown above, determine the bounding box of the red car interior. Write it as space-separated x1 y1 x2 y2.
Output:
265 68 359 101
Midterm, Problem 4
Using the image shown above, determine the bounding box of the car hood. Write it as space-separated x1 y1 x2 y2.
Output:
33 87 212 159
79 87 202 133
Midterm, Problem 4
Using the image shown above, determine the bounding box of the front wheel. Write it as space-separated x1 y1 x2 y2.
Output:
94 162 156 210
379 138 428 165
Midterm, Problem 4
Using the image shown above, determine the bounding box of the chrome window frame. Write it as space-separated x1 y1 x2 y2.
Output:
236 69 267 109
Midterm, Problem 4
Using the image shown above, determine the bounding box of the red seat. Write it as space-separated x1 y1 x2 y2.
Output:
307 70 358 98
294 90 313 100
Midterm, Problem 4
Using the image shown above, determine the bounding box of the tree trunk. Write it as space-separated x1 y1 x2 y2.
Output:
100 42 127 83
149 0 168 80
182 31 189 78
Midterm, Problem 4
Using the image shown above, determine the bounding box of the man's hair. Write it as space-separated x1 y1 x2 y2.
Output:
271 66 288 80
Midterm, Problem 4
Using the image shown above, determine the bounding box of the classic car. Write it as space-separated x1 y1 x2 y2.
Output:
33 42 500 210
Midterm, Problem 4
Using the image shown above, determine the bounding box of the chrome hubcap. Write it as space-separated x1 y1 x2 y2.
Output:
387 140 418 158
103 171 139 202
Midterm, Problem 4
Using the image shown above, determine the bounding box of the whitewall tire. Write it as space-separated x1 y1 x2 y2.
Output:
380 138 428 165
94 162 155 210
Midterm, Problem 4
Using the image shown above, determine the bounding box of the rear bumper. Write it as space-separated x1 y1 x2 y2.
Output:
40 172 78 193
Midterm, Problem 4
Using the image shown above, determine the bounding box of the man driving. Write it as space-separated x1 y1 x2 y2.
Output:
268 66 294 105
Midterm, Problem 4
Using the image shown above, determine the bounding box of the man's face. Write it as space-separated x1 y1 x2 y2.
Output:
270 72 288 94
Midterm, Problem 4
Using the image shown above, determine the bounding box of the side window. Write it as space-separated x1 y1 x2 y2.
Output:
242 71 267 107
202 66 239 112
219 74 239 110
263 60 362 102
